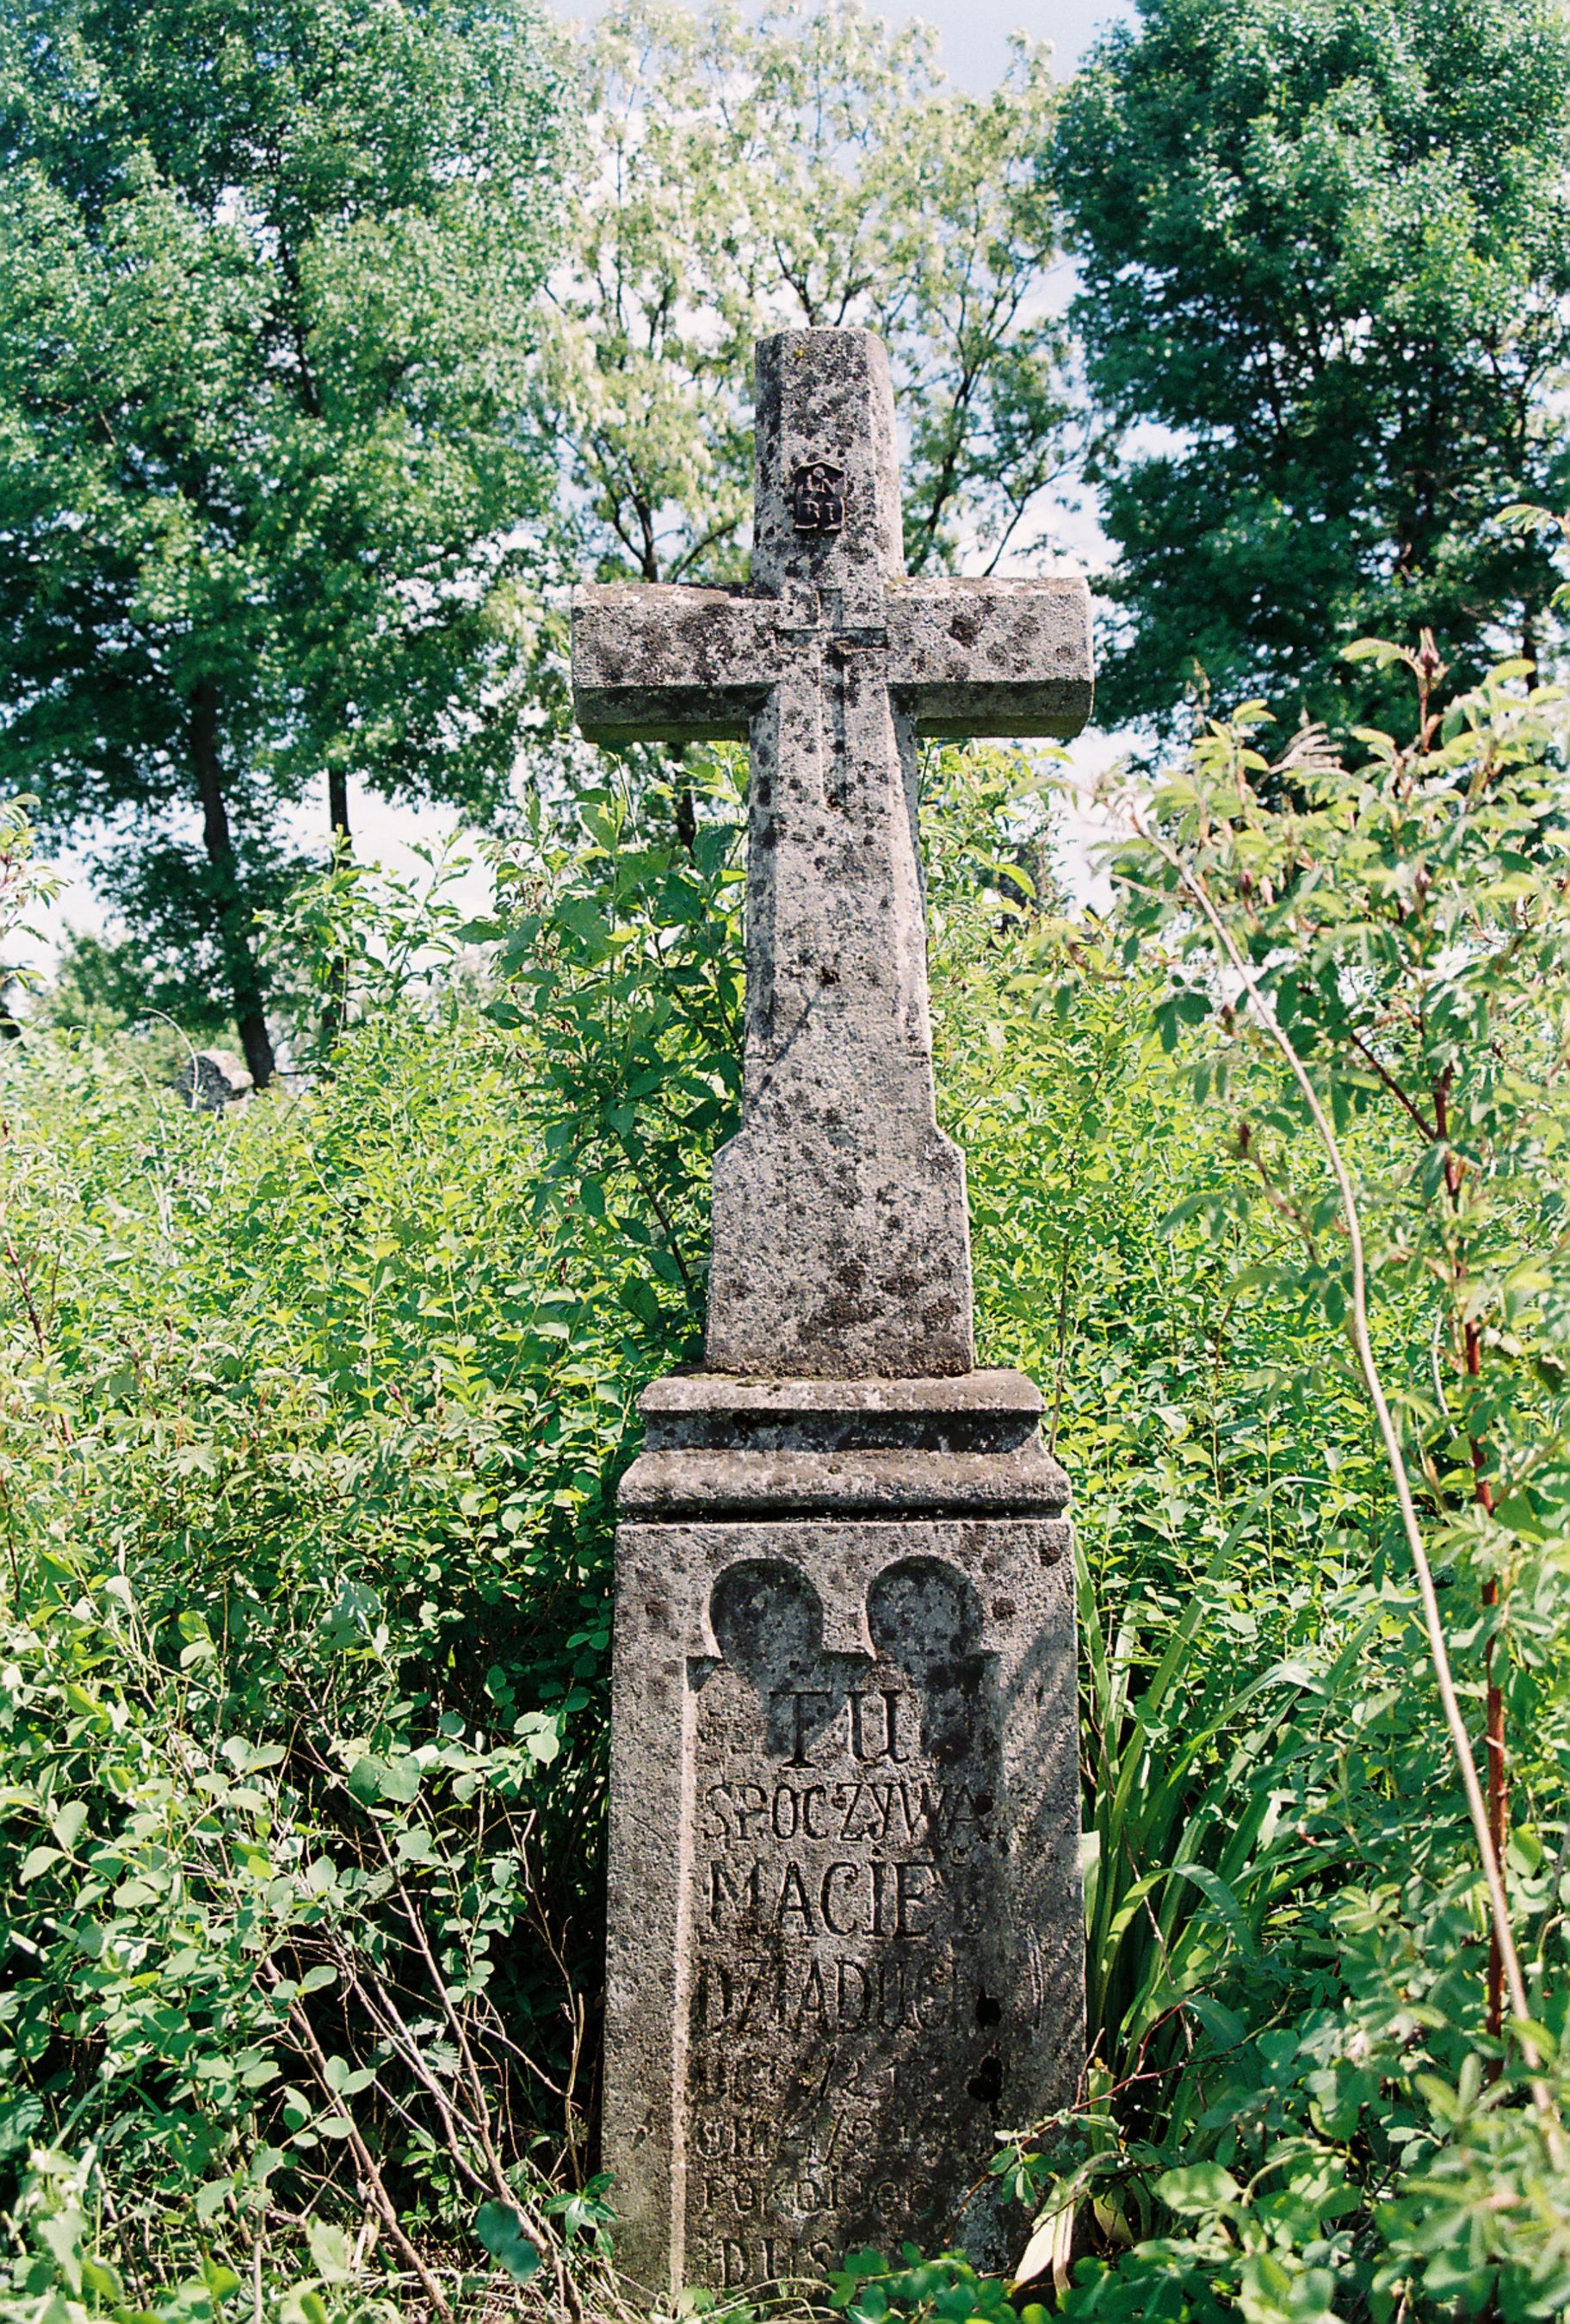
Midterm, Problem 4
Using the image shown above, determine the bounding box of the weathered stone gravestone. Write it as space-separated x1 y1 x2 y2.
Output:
572 328 1094 2297
176 1048 255 1111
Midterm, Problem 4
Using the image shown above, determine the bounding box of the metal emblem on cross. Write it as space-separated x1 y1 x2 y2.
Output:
790 457 846 533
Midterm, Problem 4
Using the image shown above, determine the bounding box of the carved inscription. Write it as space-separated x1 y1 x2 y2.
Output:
683 1558 1014 2287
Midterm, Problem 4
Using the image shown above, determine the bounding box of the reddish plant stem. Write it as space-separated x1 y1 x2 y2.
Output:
1442 1067 1509 2049
1467 1324 1508 2049
1142 819 1556 2134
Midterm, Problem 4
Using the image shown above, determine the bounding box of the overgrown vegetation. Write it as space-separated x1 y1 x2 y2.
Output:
3 682 1570 2319
7 0 1570 2315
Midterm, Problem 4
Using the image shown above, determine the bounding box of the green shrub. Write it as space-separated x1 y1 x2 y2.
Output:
2 724 1567 2318
0 763 738 2305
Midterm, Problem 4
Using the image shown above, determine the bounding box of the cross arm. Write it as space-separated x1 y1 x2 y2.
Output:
572 584 781 745
886 576 1093 740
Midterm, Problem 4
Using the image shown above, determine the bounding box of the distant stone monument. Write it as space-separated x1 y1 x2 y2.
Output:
572 329 1094 2298
176 1048 254 1111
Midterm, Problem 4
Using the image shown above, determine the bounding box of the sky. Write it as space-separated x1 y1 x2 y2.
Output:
31 0 1137 973
875 0 1132 83
552 0 1135 88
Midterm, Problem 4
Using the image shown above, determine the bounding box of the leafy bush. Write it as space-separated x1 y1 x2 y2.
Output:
3 715 1569 2320
0 763 739 2311
992 656 1570 2317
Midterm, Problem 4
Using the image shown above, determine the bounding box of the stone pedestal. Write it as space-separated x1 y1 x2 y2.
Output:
603 1373 1083 2296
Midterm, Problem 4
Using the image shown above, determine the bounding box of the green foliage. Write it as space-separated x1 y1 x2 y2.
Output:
830 2244 1042 2324
910 731 1570 2313
0 0 565 1080
1007 1880 1570 2321
548 0 1070 585
257 840 482 1066
1114 652 1570 1867
473 2199 541 2287
7 720 1570 2315
477 751 747 1341
0 2142 406 2324
0 794 58 1017
1055 0 1570 738
0 775 741 2299
975 657 1570 2317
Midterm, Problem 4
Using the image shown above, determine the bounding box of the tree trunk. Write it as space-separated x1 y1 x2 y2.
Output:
666 745 697 854
189 679 276 1090
322 769 353 1049
328 767 351 850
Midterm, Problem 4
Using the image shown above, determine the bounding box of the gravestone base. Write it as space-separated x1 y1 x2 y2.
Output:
603 1374 1084 2298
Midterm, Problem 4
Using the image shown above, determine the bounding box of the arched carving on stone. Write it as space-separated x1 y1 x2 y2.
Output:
709 1557 825 1681
704 1557 849 1765
867 1554 983 1676
867 1554 993 1771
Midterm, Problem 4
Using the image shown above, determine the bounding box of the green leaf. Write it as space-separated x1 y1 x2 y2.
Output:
305 2222 354 2283
380 1757 423 1813
49 1802 88 1853
1341 638 1410 668
474 2201 541 2285
347 1754 385 1804
1156 2163 1241 2216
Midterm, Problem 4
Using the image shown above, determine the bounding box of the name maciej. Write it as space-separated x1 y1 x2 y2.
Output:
706 1851 947 1941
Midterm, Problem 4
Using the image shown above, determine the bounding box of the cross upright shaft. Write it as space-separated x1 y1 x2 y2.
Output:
572 330 1092 1378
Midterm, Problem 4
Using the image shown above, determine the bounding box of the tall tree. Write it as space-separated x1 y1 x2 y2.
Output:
0 0 563 1083
545 0 1073 590
1055 0 1570 739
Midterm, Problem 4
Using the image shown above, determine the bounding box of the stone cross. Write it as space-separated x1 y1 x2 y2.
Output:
574 329 1091 1380
572 330 1093 2300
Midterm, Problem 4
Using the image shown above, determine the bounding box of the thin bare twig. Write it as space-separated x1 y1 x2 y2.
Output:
262 1963 454 2319
372 1832 580 2320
